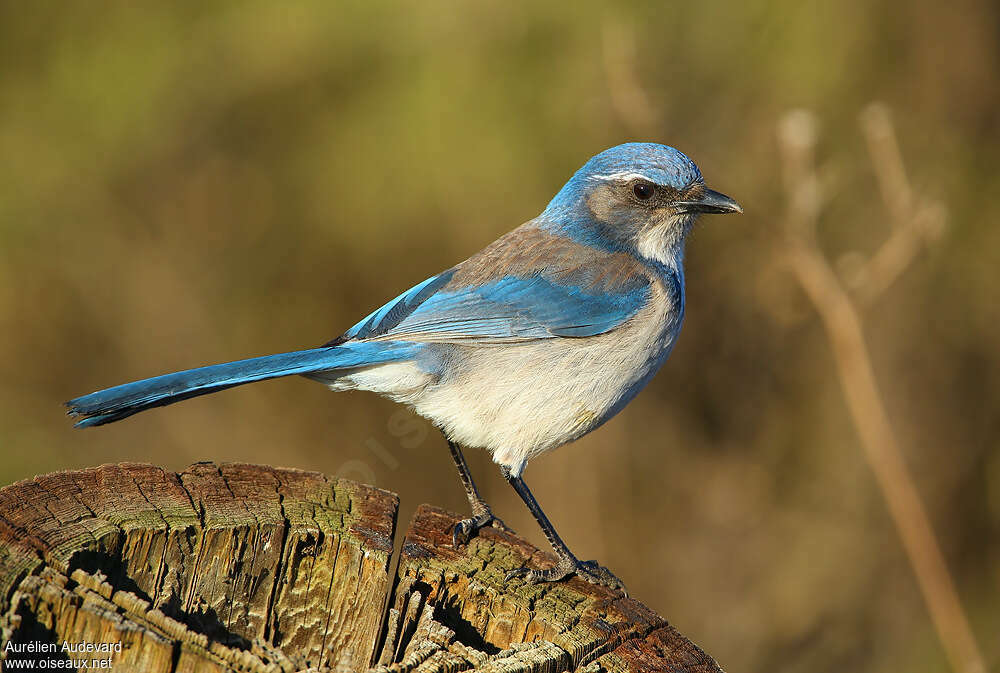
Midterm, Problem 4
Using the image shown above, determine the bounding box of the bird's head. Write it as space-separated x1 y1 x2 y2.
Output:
543 143 741 266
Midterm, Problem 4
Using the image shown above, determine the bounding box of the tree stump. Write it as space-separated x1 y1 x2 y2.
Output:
0 462 723 672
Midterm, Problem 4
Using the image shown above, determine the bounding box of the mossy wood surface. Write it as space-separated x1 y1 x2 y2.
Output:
0 462 723 672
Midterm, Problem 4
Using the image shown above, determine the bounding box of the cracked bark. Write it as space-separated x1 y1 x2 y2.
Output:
0 463 722 673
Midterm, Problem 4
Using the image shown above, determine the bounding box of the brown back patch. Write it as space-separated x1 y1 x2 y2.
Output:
451 223 649 293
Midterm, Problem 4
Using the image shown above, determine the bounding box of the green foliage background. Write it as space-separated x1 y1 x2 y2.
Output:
1 3 997 671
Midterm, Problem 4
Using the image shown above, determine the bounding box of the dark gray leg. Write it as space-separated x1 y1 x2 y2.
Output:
445 437 507 546
502 466 626 592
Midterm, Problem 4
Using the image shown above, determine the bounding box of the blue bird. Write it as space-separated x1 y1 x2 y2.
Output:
67 143 741 590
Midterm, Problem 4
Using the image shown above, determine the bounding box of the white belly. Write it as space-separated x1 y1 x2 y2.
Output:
329 277 682 476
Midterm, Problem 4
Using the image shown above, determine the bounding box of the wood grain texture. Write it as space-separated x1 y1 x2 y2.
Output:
0 463 723 673
378 505 723 673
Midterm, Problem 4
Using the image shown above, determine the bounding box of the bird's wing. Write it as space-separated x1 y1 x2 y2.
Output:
335 269 651 345
331 225 655 346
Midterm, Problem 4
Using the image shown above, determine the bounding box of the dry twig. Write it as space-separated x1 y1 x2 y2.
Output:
847 104 947 306
777 108 983 673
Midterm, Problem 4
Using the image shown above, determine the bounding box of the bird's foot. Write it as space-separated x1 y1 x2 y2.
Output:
452 505 508 547
506 557 627 594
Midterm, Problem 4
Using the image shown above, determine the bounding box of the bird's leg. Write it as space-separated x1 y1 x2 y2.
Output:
501 467 626 593
446 437 508 546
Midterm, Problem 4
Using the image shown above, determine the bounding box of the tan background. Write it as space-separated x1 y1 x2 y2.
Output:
1 3 997 672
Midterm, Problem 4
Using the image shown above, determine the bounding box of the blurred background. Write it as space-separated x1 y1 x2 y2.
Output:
1 2 997 672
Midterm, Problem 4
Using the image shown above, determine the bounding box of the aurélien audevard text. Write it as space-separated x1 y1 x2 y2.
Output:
4 640 123 669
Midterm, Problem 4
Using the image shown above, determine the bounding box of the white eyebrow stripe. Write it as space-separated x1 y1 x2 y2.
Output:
588 171 655 183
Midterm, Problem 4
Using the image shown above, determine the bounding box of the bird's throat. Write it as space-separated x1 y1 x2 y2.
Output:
635 220 688 268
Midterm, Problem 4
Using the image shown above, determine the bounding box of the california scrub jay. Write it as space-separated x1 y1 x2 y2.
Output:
67 143 741 590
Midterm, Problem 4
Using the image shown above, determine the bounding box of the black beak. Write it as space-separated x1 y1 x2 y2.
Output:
674 188 742 215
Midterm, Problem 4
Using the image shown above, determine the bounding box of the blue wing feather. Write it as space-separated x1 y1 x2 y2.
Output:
340 270 650 345
334 270 456 342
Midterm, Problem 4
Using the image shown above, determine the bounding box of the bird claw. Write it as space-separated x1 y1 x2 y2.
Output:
505 564 572 584
452 509 508 547
506 557 627 594
577 559 628 594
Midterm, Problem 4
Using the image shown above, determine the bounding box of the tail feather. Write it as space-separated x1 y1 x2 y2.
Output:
66 342 416 428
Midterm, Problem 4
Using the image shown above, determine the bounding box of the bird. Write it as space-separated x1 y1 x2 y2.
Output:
66 142 741 591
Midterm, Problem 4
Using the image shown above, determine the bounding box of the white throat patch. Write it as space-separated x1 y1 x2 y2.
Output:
636 219 688 267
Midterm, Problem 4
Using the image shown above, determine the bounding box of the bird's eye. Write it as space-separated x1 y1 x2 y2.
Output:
632 181 655 201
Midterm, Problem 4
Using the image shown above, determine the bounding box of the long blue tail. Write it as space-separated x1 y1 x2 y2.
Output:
66 342 416 428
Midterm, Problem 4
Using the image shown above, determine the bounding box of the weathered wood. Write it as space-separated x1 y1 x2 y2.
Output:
0 463 723 672
0 463 396 671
